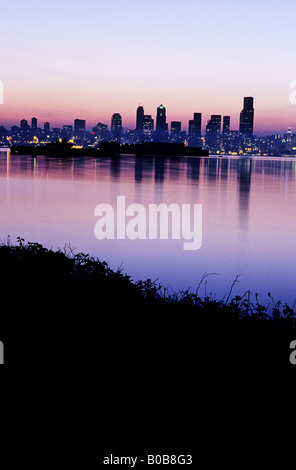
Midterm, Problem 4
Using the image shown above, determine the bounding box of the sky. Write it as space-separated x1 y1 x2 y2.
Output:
0 0 295 134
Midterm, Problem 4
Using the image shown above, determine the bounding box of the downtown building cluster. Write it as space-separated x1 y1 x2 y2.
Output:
0 97 295 155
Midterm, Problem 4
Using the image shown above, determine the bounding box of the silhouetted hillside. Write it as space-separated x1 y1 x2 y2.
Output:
0 238 294 464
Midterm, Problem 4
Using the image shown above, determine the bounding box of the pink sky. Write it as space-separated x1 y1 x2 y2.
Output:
0 0 295 135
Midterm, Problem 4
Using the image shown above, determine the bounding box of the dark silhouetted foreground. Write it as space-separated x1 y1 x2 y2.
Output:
0 239 294 465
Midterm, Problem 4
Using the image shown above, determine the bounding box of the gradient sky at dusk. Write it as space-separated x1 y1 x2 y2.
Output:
0 0 295 134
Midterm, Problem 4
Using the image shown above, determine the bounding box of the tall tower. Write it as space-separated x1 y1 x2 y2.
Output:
285 127 293 152
239 97 254 139
155 104 167 142
31 117 37 130
20 119 30 140
188 113 202 146
111 113 122 142
31 117 38 139
136 106 144 133
74 119 86 140
223 116 230 135
44 122 50 136
205 115 221 150
143 115 154 141
170 121 182 143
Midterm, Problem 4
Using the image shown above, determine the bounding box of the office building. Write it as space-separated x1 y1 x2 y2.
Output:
170 121 182 142
62 125 73 140
92 122 110 142
188 113 202 146
142 115 154 141
31 117 37 130
20 119 30 140
155 104 168 142
0 126 7 142
136 106 144 134
223 116 230 135
206 115 221 149
111 113 122 142
285 127 293 152
30 117 38 139
239 97 254 139
44 122 50 136
74 119 86 140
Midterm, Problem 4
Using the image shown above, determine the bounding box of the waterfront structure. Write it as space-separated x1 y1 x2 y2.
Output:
30 117 38 139
136 106 144 136
142 115 154 141
4 95 295 155
31 117 37 130
20 119 30 140
239 97 254 139
285 127 293 152
188 113 202 146
52 127 62 140
74 119 86 140
44 122 50 137
111 113 122 142
62 125 73 140
92 122 109 142
155 104 168 142
222 116 230 136
206 115 221 150
170 121 182 143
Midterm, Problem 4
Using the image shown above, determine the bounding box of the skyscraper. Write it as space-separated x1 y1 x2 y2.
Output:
20 119 30 140
111 113 122 142
206 115 221 150
31 117 38 139
62 125 73 140
136 106 144 135
142 115 154 141
285 127 293 152
92 122 110 142
239 97 254 139
74 119 86 140
170 121 182 143
0 126 7 142
44 122 50 136
155 104 167 142
188 113 202 146
222 116 230 135
31 117 37 130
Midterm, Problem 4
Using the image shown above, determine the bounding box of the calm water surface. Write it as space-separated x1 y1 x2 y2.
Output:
1 150 296 306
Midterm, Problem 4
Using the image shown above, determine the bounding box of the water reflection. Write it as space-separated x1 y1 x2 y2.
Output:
238 158 252 228
3 152 295 238
1 152 296 304
2 153 296 186
187 158 201 182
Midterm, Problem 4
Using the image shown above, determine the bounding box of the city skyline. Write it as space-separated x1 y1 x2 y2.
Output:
1 98 294 137
0 93 295 137
0 0 295 135
2 97 295 156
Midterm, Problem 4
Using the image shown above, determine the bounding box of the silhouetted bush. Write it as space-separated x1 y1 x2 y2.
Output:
0 237 295 326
